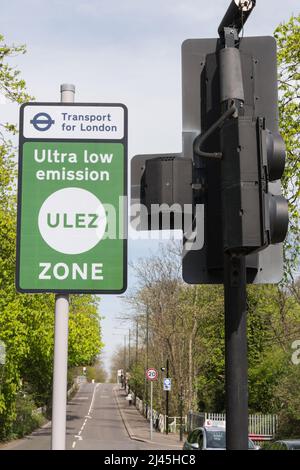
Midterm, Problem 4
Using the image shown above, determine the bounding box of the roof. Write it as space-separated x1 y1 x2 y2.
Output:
204 426 226 432
191 426 225 432
277 440 300 445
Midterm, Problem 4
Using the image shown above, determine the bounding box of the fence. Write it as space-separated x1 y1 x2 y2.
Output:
134 393 186 434
187 411 278 443
133 393 277 441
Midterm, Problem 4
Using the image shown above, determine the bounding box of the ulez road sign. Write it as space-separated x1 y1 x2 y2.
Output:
16 102 127 294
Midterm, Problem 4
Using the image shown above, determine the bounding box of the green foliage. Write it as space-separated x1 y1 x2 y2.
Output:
124 249 300 436
248 348 287 414
86 361 107 383
0 34 33 105
128 363 146 398
274 363 300 438
68 296 103 367
9 394 46 440
274 15 300 276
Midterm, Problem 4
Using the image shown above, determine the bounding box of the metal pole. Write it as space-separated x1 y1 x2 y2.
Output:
224 253 248 450
218 0 256 38
51 84 75 450
123 334 126 388
135 318 138 365
128 329 131 369
165 358 169 435
145 306 149 407
179 385 184 442
150 380 153 441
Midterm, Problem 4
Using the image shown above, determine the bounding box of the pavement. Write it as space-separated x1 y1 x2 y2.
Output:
0 383 182 450
113 386 182 450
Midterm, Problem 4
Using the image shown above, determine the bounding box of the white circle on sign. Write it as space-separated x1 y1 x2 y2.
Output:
38 187 107 254
146 368 158 381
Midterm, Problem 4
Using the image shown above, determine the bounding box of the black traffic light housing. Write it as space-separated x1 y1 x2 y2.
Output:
182 34 288 283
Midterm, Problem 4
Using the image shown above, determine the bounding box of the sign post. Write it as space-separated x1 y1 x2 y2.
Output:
146 368 158 440
17 85 128 449
52 84 73 450
150 381 153 441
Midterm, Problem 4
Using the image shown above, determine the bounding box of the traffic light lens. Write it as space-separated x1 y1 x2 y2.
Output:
268 194 289 244
266 131 286 181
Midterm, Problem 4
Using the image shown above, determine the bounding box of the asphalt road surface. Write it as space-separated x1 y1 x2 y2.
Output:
2 383 158 450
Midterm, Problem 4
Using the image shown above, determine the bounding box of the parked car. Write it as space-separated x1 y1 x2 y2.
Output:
267 440 300 450
183 422 259 450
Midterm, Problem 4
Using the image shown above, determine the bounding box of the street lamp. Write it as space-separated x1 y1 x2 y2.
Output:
144 305 149 406
160 360 170 435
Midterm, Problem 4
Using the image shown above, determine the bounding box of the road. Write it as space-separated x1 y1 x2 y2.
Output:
1 383 163 450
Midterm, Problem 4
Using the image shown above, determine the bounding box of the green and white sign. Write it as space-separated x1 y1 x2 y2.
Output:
17 103 127 293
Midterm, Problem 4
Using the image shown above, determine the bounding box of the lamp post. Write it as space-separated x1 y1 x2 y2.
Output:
128 328 132 370
124 334 126 388
135 318 138 366
161 358 170 435
144 305 149 407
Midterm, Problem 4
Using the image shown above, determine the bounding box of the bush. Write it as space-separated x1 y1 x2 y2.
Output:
9 393 46 440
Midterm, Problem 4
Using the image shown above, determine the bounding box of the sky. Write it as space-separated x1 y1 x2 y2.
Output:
0 0 298 374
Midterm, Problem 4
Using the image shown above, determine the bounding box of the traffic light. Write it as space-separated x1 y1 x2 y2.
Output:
182 35 288 283
218 115 288 255
259 120 289 245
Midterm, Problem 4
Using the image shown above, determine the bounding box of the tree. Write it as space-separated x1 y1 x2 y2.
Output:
274 15 300 278
119 237 300 430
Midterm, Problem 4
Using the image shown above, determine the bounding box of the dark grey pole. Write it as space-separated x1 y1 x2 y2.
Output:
145 306 149 408
218 0 256 37
217 1 256 449
224 254 248 449
165 358 169 435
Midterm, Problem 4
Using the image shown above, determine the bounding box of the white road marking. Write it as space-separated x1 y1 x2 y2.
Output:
71 383 99 449
88 383 99 415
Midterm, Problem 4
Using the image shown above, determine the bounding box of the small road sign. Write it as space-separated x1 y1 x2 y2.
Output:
146 368 158 381
163 378 172 391
17 102 127 294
